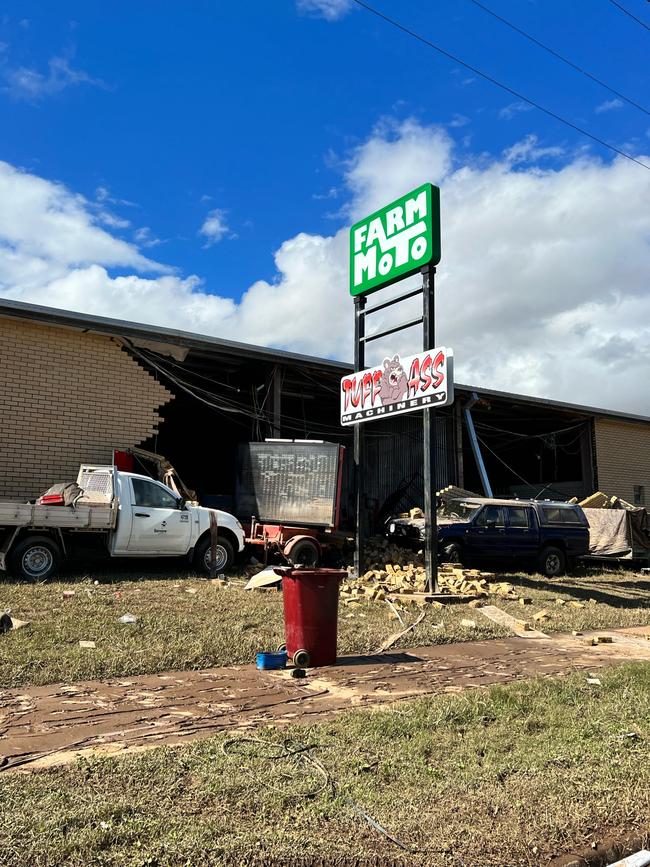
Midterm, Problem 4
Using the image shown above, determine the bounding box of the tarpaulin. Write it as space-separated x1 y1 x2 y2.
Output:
583 507 650 559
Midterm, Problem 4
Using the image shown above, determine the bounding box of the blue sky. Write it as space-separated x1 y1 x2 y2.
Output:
1 0 647 296
0 1 649 412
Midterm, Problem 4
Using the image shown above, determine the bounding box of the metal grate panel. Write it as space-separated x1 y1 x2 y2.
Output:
235 442 341 527
77 467 114 499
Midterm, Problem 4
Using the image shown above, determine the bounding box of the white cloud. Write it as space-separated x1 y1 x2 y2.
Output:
0 161 162 278
3 55 104 101
499 101 533 120
199 208 233 247
1 121 650 415
95 185 136 208
595 98 623 114
296 0 353 21
344 118 453 218
96 210 130 229
133 226 163 248
503 134 564 165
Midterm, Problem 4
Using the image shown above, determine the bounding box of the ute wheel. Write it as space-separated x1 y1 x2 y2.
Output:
442 542 463 565
194 535 235 574
276 643 287 653
538 546 565 578
287 539 320 567
292 649 310 668
9 536 61 582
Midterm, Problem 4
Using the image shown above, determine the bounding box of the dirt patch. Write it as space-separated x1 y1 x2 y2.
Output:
1 626 649 773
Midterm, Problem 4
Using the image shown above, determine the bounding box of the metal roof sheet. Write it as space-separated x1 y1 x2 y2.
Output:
1 296 649 425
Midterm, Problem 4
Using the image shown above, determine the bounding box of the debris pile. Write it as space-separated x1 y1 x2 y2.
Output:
575 490 639 510
342 537 515 603
436 485 481 507
391 486 480 521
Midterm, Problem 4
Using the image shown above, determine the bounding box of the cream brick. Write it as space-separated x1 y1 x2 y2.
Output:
594 419 650 507
0 317 172 500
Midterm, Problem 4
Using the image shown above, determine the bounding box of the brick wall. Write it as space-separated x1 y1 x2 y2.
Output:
0 317 172 500
594 418 650 507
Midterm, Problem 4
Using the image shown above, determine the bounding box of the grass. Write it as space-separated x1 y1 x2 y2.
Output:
1 663 649 866
1 563 649 688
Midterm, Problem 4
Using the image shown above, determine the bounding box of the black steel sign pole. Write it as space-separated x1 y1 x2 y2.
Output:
422 263 438 593
354 294 366 578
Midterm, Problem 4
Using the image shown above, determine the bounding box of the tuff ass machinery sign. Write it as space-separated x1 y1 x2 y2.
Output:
347 181 449 592
349 182 441 297
340 348 454 426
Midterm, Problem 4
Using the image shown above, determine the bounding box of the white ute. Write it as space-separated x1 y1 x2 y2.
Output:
0 465 246 581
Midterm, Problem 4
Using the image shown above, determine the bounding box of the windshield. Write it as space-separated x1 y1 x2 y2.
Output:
438 500 482 521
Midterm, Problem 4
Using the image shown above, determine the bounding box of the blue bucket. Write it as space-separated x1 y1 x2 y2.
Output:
256 650 287 671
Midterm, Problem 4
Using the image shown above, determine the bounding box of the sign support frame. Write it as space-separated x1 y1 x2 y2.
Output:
422 263 438 594
353 294 366 581
349 182 444 594
352 267 440 594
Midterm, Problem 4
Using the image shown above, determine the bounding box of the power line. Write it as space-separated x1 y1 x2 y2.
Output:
349 0 650 170
476 435 532 485
608 0 650 31
467 0 649 116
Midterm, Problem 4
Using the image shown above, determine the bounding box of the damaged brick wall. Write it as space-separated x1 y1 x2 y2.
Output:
594 418 650 507
0 317 172 500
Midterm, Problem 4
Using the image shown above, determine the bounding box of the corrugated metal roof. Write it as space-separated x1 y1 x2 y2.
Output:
1 296 649 425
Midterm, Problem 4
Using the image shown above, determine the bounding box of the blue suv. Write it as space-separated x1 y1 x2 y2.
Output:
388 498 590 577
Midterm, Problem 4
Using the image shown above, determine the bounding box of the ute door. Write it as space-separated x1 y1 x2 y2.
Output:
465 505 507 561
127 478 192 555
505 505 538 561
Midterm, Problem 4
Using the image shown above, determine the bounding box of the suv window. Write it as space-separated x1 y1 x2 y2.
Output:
540 505 584 525
475 505 505 528
439 500 481 520
507 506 530 528
132 479 178 509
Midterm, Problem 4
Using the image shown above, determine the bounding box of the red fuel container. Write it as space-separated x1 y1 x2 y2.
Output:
281 568 345 667
37 494 65 506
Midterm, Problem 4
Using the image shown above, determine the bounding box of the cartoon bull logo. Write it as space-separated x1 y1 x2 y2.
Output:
379 354 408 406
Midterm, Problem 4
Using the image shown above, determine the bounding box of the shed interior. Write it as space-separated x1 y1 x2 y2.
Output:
128 340 596 533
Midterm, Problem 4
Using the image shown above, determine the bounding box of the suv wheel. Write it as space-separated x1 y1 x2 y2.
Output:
538 546 565 578
442 542 463 565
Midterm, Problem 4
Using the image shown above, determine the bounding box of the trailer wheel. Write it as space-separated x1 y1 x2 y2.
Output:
195 535 235 574
10 536 61 582
286 538 320 567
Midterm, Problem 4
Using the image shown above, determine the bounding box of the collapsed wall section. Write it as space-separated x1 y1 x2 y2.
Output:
0 317 172 500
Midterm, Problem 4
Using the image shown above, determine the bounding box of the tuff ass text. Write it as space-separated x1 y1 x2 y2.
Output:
340 348 453 425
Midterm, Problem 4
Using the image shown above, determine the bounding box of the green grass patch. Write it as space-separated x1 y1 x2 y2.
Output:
1 565 649 688
1 663 649 865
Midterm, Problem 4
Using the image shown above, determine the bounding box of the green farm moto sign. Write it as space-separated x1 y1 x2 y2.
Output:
350 183 441 297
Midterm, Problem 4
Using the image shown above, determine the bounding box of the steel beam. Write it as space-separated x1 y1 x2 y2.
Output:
354 295 366 578
464 393 493 497
422 264 438 594
363 286 424 316
360 316 424 344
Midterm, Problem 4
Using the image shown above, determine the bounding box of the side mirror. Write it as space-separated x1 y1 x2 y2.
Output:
486 519 497 528
177 498 186 510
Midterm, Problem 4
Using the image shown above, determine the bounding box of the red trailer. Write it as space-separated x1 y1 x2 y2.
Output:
236 440 349 566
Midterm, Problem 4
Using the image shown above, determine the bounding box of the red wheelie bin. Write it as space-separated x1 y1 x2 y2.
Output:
281 568 346 667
